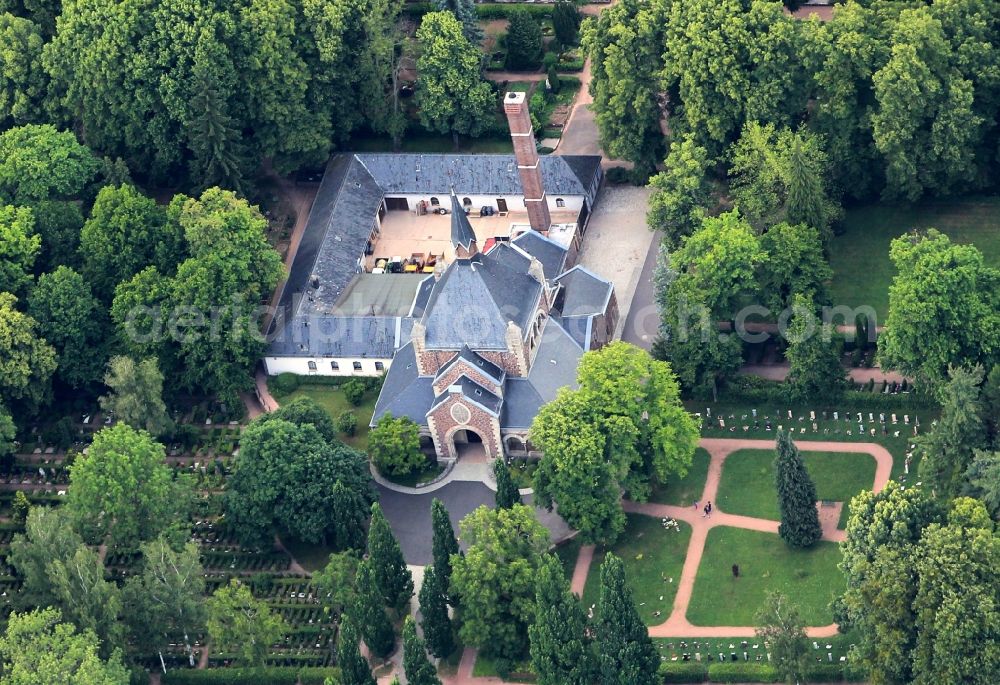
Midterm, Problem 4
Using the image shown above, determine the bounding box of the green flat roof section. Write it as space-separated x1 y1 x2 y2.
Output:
333 274 426 317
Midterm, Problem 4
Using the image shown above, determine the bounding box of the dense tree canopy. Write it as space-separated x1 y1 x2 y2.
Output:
206 579 287 667
415 11 495 144
0 203 39 296
0 124 100 204
368 414 423 476
532 342 698 543
0 608 129 685
878 230 1000 384
225 416 373 547
450 504 549 659
646 135 712 250
99 356 170 437
66 423 190 548
27 266 106 388
0 292 56 410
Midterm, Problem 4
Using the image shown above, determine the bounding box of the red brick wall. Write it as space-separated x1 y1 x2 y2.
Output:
427 395 501 460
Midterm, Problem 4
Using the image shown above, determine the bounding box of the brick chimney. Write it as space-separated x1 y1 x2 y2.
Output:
504 91 551 234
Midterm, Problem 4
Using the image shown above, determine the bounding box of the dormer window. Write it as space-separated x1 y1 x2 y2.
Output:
430 197 440 206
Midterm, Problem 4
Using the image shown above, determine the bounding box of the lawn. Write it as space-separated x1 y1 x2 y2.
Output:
472 655 534 681
581 514 692 626
276 383 378 451
829 197 1000 321
686 527 845 627
714 449 877 520
650 447 711 507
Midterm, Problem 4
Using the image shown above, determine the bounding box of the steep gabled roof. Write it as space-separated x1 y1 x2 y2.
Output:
435 345 506 386
429 374 504 417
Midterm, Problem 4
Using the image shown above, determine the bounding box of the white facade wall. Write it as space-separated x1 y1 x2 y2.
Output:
264 355 391 377
385 193 584 214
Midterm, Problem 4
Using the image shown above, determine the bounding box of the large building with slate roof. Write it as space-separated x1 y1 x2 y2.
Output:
263 94 613 460
263 151 602 378
366 203 616 462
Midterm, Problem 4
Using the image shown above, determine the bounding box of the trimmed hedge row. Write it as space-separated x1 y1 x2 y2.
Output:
161 667 339 685
657 661 864 683
658 661 708 682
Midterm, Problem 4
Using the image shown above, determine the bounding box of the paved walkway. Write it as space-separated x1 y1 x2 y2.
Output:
606 438 892 639
740 363 908 384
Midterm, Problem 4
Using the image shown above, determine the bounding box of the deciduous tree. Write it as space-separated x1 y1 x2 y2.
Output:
878 230 1000 384
207 579 287 667
757 222 831 315
533 342 698 543
368 414 424 476
226 417 373 547
582 0 667 173
66 423 190 548
0 608 129 685
783 294 847 403
0 124 99 204
415 12 495 146
0 203 38 296
28 266 106 389
0 292 56 410
646 136 712 250
754 592 809 685
122 536 206 667
78 184 177 303
774 430 821 548
99 356 170 437
450 504 549 659
0 14 48 129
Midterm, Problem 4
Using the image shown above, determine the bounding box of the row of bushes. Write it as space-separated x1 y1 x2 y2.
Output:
269 372 384 401
402 2 557 19
658 661 865 683
160 666 339 685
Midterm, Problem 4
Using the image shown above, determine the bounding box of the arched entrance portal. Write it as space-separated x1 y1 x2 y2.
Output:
450 427 487 463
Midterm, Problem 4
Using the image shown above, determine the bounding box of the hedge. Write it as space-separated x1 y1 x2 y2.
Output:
658 661 708 683
696 662 864 683
161 667 340 685
706 663 780 683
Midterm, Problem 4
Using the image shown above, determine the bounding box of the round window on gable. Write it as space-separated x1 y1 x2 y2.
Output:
430 197 440 206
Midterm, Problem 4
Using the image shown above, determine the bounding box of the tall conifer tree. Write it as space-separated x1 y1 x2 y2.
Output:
367 503 413 611
528 555 594 685
402 616 442 685
594 554 658 685
775 430 822 548
418 565 454 658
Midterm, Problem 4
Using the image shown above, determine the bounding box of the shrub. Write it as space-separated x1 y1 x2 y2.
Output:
368 414 424 476
552 0 582 48
476 3 553 20
707 662 780 683
658 661 708 682
337 411 357 437
270 373 300 398
297 667 342 685
341 379 366 406
538 146 555 155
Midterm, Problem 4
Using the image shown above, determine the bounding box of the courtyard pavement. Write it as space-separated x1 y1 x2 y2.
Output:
575 185 656 339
